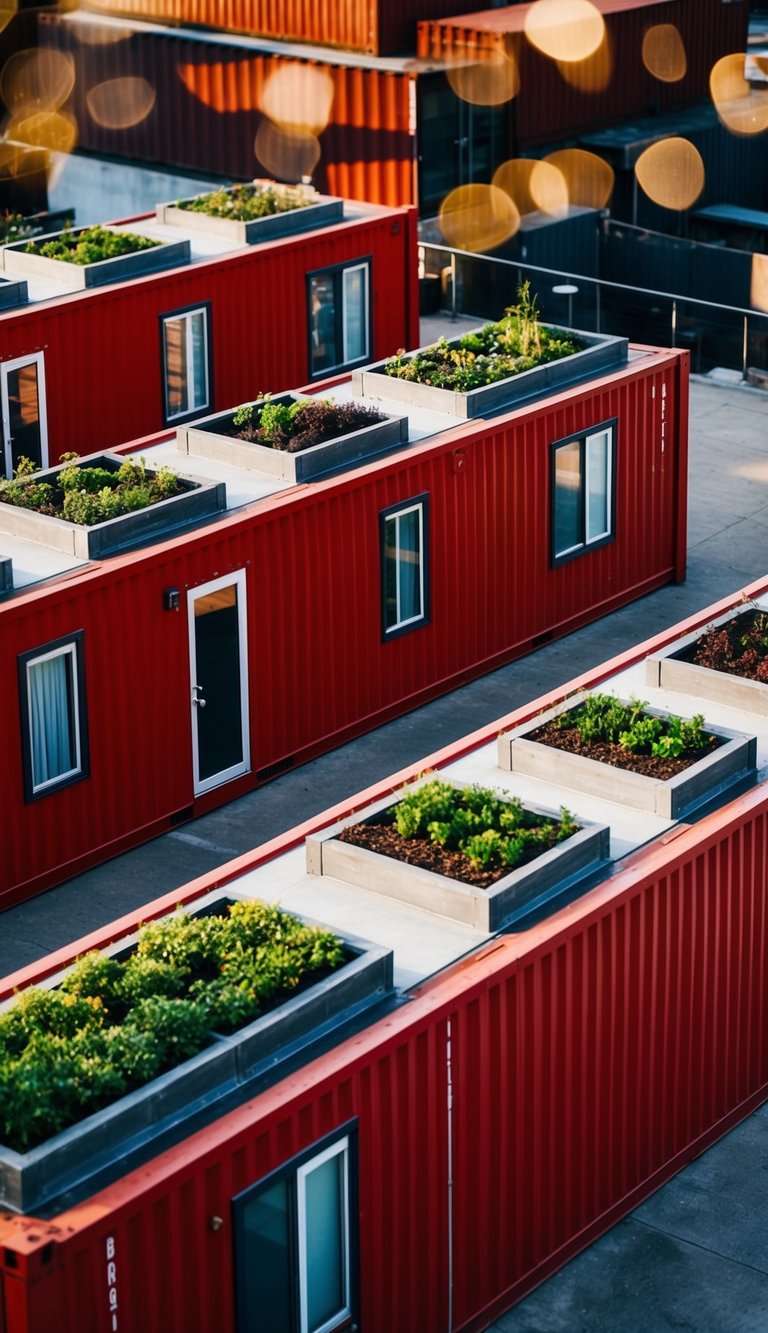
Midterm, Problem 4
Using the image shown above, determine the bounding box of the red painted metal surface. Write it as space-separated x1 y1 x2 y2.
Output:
1 737 767 1332
0 204 419 458
61 0 473 55
0 349 686 904
38 14 417 206
418 0 749 147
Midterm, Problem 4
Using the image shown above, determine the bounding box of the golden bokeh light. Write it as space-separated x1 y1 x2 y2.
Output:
254 118 321 182
260 64 334 137
492 158 537 216
634 137 705 211
438 183 520 253
86 77 156 129
555 31 612 92
524 0 605 63
0 48 75 115
73 21 130 45
710 53 768 136
529 159 569 215
5 108 78 155
446 46 519 107
642 24 687 83
544 148 614 208
750 253 768 313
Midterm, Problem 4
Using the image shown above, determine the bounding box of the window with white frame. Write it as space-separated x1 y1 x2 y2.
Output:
308 260 370 377
161 304 211 423
18 632 89 801
552 422 615 563
234 1130 355 1333
380 496 429 638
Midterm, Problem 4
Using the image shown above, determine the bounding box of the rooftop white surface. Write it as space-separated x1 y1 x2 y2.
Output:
204 594 768 992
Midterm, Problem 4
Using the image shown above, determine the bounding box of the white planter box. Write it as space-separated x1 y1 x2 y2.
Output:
351 328 628 419
498 694 757 819
177 393 409 482
306 782 609 932
0 889 393 1213
0 452 226 558
156 185 343 244
646 606 768 718
1 226 190 290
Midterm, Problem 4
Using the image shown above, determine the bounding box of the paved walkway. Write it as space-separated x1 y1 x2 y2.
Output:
3 334 768 1330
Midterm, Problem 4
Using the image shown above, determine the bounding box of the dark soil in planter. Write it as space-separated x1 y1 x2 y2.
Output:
337 814 567 891
529 719 722 780
682 609 768 682
232 398 384 454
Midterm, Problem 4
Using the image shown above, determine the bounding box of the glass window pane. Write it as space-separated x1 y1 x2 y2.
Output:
310 273 338 374
190 312 208 410
164 311 209 419
384 514 398 630
554 440 582 557
303 1152 346 1333
239 1179 293 1333
586 429 611 542
342 266 367 364
28 651 77 789
397 508 422 624
164 317 187 418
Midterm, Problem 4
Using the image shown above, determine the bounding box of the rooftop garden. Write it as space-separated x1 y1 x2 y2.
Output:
0 453 183 525
0 899 345 1151
690 610 768 682
23 223 159 265
229 395 386 453
176 181 316 221
532 693 718 778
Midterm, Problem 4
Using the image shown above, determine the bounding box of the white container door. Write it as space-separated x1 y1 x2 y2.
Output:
1 352 48 477
188 570 250 796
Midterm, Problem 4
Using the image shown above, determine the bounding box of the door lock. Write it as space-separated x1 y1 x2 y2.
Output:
192 683 207 708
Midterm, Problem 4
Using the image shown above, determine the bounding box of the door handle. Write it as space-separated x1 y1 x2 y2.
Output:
192 683 207 708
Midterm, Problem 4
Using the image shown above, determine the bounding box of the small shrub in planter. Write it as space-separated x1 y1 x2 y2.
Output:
690 610 768 682
384 281 580 391
534 693 717 776
0 899 345 1152
177 181 315 220
0 452 183 524
338 778 579 890
23 222 159 264
230 395 386 454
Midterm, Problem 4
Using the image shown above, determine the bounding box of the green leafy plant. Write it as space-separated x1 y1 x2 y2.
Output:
384 281 580 391
693 610 768 684
559 693 712 758
0 453 184 525
230 394 385 454
391 779 577 873
23 223 159 265
179 182 315 220
0 900 346 1151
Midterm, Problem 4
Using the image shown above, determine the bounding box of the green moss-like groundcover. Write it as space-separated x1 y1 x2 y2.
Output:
24 223 159 265
0 901 345 1152
178 182 313 220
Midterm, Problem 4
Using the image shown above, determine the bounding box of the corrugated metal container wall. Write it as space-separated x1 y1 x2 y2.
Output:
418 0 749 148
0 208 418 458
1 781 766 1332
58 0 475 55
0 351 686 902
38 15 416 206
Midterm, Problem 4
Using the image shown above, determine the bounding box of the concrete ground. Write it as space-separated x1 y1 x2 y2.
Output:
3 314 768 1329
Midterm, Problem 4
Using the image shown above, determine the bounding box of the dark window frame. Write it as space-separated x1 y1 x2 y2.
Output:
18 630 90 803
306 257 372 380
232 1121 359 1333
379 493 430 642
550 418 617 567
159 300 213 426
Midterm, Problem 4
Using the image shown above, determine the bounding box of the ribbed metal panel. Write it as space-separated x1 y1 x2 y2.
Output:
2 782 767 1331
39 15 416 205
0 209 415 458
0 352 684 902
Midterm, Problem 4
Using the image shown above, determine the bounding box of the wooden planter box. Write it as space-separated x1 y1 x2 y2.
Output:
498 694 757 820
306 783 610 932
156 186 343 244
1 226 190 291
0 275 28 310
0 452 226 559
177 393 409 482
351 328 628 420
646 606 768 718
0 890 393 1213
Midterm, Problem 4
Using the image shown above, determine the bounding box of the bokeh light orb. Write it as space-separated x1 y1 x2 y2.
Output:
642 24 687 83
634 137 705 211
492 158 537 216
0 48 75 115
254 118 322 182
446 46 519 106
260 64 334 137
5 108 78 155
544 148 614 208
710 53 768 135
438 183 520 253
86 78 156 130
529 160 569 215
524 0 605 63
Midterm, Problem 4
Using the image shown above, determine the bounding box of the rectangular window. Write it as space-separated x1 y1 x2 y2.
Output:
308 261 370 377
234 1130 356 1333
380 496 429 638
18 632 89 801
161 304 211 423
552 422 615 563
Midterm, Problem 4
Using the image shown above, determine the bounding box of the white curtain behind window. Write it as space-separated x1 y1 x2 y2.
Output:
29 653 74 788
